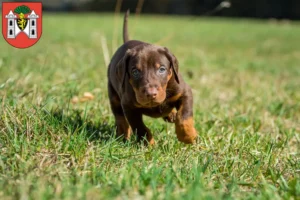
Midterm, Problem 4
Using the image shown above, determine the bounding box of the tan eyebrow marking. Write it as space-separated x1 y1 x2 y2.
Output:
135 64 142 70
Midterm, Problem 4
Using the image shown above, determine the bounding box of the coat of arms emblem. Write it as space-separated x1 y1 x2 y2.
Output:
2 2 42 48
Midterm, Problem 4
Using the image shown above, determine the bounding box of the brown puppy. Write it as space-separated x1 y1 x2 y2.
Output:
107 10 197 145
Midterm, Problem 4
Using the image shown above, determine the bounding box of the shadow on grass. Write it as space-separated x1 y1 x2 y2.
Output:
48 108 116 142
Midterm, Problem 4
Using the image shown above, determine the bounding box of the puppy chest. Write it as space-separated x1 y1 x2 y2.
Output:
141 103 175 118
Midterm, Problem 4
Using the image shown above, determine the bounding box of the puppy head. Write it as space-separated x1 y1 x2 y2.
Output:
118 45 179 107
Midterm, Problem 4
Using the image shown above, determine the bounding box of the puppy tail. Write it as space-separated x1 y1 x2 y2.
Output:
123 9 130 43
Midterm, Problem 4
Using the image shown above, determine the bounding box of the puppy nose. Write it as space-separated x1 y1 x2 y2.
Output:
146 88 158 100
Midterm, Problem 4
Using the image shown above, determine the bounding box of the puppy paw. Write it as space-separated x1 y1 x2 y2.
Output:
163 110 177 123
145 137 155 146
138 135 155 146
175 117 197 144
116 116 131 140
137 128 155 146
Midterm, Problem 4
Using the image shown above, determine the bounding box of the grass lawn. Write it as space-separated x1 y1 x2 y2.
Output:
0 13 299 199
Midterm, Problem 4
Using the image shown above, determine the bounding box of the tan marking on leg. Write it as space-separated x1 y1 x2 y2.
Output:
116 116 131 140
138 127 155 146
144 128 155 146
175 117 197 144
146 133 155 146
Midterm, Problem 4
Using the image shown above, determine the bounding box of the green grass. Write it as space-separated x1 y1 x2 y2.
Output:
0 13 300 199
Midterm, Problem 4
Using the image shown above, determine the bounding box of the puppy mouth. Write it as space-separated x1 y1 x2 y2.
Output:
145 101 162 107
135 91 166 107
137 99 165 108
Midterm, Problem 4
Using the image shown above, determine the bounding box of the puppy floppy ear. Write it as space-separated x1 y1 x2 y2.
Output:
116 49 132 91
163 47 180 84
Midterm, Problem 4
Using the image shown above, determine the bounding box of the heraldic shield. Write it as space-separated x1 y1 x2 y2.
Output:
2 2 42 49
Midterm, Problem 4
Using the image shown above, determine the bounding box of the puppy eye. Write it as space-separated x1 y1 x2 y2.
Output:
131 68 141 79
158 66 166 74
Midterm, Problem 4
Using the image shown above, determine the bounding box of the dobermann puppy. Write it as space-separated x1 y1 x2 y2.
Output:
107 10 197 145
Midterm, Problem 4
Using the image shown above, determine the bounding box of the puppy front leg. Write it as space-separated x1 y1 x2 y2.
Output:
175 86 197 144
123 108 155 145
108 84 131 140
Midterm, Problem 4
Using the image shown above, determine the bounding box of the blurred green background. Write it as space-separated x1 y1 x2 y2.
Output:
0 12 299 199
